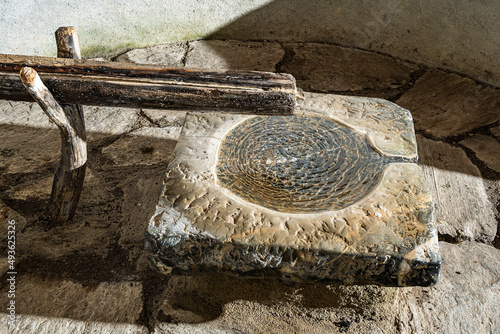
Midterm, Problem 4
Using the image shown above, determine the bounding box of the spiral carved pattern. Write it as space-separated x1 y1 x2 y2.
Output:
216 115 394 213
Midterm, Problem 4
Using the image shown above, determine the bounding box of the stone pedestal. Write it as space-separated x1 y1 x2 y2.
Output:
145 92 441 286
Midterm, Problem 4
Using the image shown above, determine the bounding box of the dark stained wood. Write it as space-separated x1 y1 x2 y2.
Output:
20 66 87 224
0 53 300 114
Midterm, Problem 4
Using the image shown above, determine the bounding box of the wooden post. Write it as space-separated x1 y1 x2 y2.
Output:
45 27 86 223
20 64 86 224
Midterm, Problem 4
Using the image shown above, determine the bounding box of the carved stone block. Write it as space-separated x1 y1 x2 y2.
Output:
145 92 441 286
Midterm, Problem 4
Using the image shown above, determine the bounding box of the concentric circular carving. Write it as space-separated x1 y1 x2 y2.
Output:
216 115 391 213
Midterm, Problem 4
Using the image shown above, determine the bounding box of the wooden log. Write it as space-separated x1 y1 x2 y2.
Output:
20 67 86 224
0 53 300 114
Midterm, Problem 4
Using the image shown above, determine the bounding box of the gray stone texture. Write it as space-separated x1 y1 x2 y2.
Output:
416 135 497 242
185 40 284 71
0 276 143 323
115 42 187 67
395 241 500 334
280 43 418 98
397 70 500 138
491 126 500 139
140 109 186 128
460 134 500 173
117 40 285 72
1 315 148 334
102 127 181 167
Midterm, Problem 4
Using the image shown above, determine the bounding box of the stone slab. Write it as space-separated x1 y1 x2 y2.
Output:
84 106 140 143
102 127 181 167
395 241 500 334
416 135 497 242
397 70 500 138
140 109 186 128
280 43 418 98
0 101 55 129
185 40 284 72
146 93 440 287
491 126 500 139
0 275 143 326
115 42 187 67
1 314 148 334
460 134 500 173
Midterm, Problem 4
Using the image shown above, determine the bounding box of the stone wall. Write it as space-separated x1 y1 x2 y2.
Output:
1 0 500 86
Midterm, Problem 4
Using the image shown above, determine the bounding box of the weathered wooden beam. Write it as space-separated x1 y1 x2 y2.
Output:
0 53 300 114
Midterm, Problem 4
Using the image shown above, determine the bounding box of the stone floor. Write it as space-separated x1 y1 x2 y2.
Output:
0 40 498 334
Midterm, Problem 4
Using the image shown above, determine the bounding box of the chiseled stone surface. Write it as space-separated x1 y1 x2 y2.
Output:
395 241 500 334
416 135 497 242
146 93 440 286
185 40 284 72
280 43 418 98
397 70 500 138
460 134 500 173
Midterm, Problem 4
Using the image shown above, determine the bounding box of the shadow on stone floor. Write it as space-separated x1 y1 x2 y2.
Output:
0 124 396 329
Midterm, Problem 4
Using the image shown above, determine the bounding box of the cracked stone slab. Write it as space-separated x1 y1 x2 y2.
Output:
0 101 141 144
280 43 418 98
460 134 500 173
395 241 500 334
416 135 497 242
102 126 181 166
85 106 140 142
397 70 500 138
184 40 284 71
140 108 187 128
146 93 440 287
115 42 187 68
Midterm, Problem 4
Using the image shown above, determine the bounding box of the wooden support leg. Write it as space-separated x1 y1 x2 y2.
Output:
19 26 87 225
47 27 87 224
20 67 87 224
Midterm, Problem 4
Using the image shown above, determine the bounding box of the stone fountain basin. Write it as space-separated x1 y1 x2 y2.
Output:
145 92 441 287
